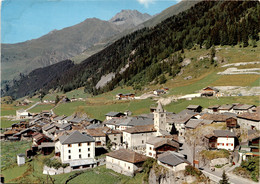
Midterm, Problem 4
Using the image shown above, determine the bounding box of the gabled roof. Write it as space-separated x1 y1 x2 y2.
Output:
214 130 236 137
59 131 94 144
200 113 230 122
208 105 220 109
85 128 107 137
158 151 190 166
233 104 255 110
218 104 234 110
53 115 67 121
106 149 147 163
146 137 180 149
186 105 201 109
237 112 260 121
105 112 125 117
123 125 156 134
119 116 153 126
203 86 219 92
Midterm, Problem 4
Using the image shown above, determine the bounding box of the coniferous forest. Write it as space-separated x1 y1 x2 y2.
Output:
4 1 259 99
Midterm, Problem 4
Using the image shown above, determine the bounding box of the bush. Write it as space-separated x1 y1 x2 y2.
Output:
43 158 68 169
185 165 202 177
142 158 156 182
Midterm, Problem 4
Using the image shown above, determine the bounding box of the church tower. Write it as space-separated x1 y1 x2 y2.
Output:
154 102 166 131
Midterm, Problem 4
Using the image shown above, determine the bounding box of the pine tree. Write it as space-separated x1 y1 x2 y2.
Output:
55 95 60 105
219 170 230 184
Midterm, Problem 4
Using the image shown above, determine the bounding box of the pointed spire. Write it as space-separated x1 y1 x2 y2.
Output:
156 101 164 112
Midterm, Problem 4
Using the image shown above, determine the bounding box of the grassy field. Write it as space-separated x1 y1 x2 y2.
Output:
1 141 31 171
0 118 19 128
165 96 259 113
211 75 260 86
250 77 260 87
28 104 54 113
54 98 154 120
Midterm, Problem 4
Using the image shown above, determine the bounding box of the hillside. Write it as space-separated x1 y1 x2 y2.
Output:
3 1 259 99
1 10 151 82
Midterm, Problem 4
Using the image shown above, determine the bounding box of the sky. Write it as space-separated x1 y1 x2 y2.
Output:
1 0 179 44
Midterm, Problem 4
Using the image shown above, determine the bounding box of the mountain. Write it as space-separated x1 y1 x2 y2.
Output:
72 0 198 63
3 1 259 99
109 9 151 29
1 10 151 82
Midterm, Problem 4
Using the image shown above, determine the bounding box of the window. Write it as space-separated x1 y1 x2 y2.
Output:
226 143 228 146
149 152 152 156
222 143 224 146
161 114 164 117
231 144 233 146
68 150 71 153
79 149 81 152
128 166 130 170
68 155 71 159
88 153 90 157
88 148 90 151
217 143 220 146
87 142 90 146
78 143 82 147
150 147 152 150
142 140 144 144
114 138 117 141
79 154 81 159
68 144 72 147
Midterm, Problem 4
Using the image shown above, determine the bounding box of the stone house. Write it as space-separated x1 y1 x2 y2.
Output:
123 125 157 149
157 151 190 172
105 112 126 121
232 104 256 114
106 149 147 176
237 111 260 130
55 131 96 170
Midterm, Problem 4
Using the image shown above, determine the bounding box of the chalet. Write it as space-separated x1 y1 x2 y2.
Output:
201 86 219 97
53 115 67 124
116 93 135 100
12 121 29 129
226 117 239 129
214 130 236 151
106 149 147 176
55 131 96 170
13 128 37 140
207 105 220 113
218 104 234 113
232 104 256 114
38 142 55 155
85 118 102 125
3 130 19 140
237 111 260 130
153 89 166 96
16 109 31 119
205 134 218 149
32 132 53 146
186 105 202 113
85 128 107 146
200 113 230 123
146 137 180 158
157 151 190 172
105 112 126 121
123 125 157 149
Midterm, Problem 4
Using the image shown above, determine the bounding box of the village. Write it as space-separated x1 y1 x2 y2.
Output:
0 85 259 184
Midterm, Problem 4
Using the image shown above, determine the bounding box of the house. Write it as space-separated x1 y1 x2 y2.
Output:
185 119 213 130
113 116 154 131
186 105 202 113
153 89 166 96
233 104 256 114
201 86 219 97
53 115 67 124
218 104 234 113
239 131 260 160
146 137 180 158
106 129 122 146
55 131 96 170
123 125 157 149
237 111 260 130
214 130 236 151
12 121 29 129
85 128 107 147
157 151 190 172
207 105 220 113
105 112 126 120
116 93 135 100
38 142 55 155
32 132 53 146
226 117 239 129
13 128 37 140
200 113 230 123
106 149 147 176
16 109 31 119
205 134 218 149
3 130 19 140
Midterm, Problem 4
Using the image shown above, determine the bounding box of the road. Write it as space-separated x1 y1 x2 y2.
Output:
179 137 257 184
26 102 40 111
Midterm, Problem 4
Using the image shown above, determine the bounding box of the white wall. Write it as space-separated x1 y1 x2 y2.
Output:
123 131 157 148
56 141 95 163
217 137 235 151
238 118 259 130
157 160 188 172
146 144 156 158
106 156 137 176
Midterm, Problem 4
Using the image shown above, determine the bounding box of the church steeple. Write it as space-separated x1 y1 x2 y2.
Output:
156 101 164 113
154 101 166 132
